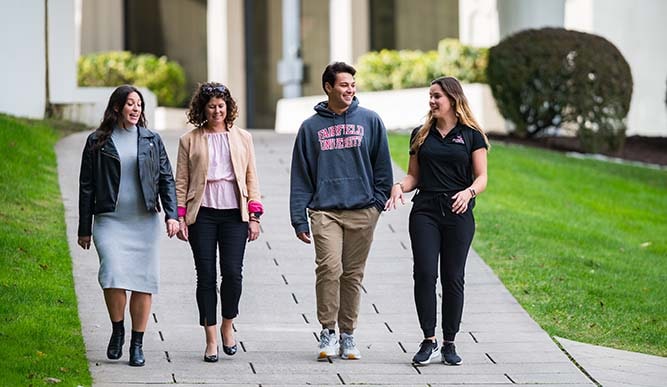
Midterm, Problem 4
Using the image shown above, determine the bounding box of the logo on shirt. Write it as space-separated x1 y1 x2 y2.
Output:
452 134 465 144
317 124 365 151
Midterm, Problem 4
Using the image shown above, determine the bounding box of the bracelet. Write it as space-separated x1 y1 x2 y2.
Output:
249 218 260 224
468 188 477 198
393 182 404 192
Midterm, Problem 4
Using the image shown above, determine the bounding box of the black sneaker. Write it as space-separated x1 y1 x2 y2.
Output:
441 342 462 365
412 339 439 365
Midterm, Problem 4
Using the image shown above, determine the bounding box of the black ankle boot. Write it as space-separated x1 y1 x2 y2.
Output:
129 330 145 367
106 320 124 360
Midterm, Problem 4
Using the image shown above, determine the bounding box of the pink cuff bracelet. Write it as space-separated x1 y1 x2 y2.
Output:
177 206 187 217
248 201 264 214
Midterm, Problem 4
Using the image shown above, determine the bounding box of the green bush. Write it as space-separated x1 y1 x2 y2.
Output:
487 28 633 153
437 39 488 84
356 49 439 91
78 51 188 107
355 39 488 91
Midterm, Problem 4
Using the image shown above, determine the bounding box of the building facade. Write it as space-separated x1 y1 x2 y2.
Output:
1 0 665 136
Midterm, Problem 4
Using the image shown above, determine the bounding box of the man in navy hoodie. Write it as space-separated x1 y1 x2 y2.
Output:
290 62 393 361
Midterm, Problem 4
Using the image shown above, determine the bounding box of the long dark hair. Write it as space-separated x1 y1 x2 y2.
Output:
186 82 238 128
95 85 146 149
411 77 490 153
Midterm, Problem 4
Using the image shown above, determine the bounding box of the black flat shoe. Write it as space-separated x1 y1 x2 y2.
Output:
221 334 237 356
106 329 124 360
204 346 219 362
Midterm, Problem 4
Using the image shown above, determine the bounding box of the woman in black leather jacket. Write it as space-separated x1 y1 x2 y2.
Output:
77 85 179 367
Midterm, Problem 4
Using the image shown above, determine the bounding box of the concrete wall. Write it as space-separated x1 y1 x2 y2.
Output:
395 0 459 50
80 0 123 55
301 0 330 97
275 84 505 134
0 0 156 127
0 0 47 119
159 0 208 98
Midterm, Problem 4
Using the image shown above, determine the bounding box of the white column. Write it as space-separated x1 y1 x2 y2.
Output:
48 0 78 102
459 0 499 47
564 0 594 32
497 0 565 39
207 0 228 83
329 0 353 64
570 0 667 136
278 0 303 98
0 0 46 119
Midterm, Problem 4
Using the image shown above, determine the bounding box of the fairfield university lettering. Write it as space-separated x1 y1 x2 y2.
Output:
317 124 365 151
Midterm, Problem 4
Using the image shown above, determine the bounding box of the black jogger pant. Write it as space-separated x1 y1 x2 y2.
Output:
409 193 475 341
188 207 248 326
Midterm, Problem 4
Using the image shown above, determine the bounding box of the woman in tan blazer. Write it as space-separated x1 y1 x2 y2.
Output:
176 82 262 363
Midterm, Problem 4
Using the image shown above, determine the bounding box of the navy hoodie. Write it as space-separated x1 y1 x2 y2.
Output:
290 97 393 234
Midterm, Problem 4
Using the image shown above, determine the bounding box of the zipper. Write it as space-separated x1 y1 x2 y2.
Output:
100 146 120 162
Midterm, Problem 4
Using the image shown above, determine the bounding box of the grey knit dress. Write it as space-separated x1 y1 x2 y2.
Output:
92 126 161 294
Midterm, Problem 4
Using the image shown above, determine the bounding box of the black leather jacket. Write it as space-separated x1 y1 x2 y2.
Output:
78 126 177 236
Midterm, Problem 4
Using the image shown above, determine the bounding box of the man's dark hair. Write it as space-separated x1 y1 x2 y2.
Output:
321 62 356 93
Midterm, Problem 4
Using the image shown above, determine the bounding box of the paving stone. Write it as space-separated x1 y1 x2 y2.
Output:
56 130 607 386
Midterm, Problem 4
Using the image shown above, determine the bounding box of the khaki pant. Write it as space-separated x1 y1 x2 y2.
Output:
309 207 380 333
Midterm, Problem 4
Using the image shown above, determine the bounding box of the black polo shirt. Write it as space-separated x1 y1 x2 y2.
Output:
409 123 487 195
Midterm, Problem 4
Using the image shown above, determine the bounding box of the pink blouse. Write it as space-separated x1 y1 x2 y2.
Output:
201 132 239 209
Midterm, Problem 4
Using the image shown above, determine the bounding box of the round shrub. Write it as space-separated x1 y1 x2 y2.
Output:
487 28 632 152
78 51 188 107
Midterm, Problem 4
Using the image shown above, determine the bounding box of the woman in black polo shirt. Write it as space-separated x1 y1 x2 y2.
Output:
385 76 489 366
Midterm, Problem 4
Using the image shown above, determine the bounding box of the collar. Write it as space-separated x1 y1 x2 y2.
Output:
137 126 154 138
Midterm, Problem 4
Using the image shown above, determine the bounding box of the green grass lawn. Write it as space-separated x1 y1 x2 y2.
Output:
0 114 92 386
389 133 667 357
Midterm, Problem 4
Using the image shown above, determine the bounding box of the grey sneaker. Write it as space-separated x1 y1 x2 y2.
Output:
412 339 439 365
441 342 462 365
318 329 339 360
339 332 361 360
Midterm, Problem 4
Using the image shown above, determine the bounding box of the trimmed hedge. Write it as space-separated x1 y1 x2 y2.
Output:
78 51 188 107
355 39 488 91
437 39 488 84
355 49 440 91
487 28 633 152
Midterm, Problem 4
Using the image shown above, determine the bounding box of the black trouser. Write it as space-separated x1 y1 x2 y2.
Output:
409 193 475 341
188 207 248 326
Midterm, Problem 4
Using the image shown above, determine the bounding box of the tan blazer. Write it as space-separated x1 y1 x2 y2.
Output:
175 126 261 225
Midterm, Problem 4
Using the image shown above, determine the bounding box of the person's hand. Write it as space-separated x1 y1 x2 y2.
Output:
296 231 311 244
166 219 179 238
384 183 405 211
177 220 189 241
78 236 91 250
451 189 473 214
248 220 260 242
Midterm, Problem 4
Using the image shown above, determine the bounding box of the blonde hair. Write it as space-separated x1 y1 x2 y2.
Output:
410 76 490 154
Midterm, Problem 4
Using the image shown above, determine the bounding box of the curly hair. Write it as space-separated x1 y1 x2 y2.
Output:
186 82 238 128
